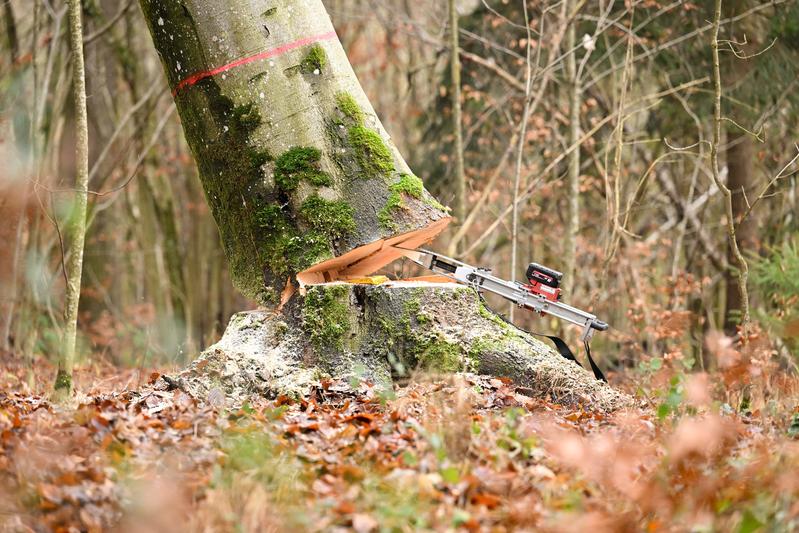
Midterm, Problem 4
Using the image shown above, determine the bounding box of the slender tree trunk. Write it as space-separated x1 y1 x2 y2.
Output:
448 0 466 228
145 173 193 352
0 159 26 353
2 0 19 64
1 0 27 352
562 0 581 297
54 0 90 399
139 172 195 356
509 0 534 320
135 178 171 309
719 0 758 335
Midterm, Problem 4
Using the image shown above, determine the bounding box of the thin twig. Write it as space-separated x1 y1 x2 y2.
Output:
720 35 777 60
740 146 799 223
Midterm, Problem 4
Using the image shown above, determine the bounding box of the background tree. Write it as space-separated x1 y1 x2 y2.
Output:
53 0 90 399
448 0 467 232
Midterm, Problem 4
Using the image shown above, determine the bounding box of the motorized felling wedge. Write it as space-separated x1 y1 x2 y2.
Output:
395 248 609 382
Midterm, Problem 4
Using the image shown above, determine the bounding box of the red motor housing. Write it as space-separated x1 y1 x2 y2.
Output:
524 281 561 302
524 262 563 302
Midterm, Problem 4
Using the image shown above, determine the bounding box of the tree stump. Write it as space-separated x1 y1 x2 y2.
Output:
175 282 632 411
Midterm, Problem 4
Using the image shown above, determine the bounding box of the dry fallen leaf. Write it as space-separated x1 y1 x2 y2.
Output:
352 513 379 533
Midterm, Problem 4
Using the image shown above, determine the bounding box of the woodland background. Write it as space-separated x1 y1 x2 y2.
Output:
1 0 799 531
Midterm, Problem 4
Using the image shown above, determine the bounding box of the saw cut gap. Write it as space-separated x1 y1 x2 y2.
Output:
296 217 451 287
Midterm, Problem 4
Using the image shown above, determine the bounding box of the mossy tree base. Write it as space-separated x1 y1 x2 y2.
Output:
51 369 73 404
172 283 632 411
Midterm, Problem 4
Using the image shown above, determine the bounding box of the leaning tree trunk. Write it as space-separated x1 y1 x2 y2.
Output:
139 0 630 409
139 0 450 304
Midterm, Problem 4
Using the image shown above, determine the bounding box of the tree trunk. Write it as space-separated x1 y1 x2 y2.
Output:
0 167 26 353
1 1 26 352
562 0 580 298
448 0 466 227
720 0 759 335
2 0 19 64
139 0 628 409
54 0 91 399
723 132 757 333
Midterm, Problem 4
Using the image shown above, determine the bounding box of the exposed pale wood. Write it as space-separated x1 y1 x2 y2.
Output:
296 217 451 286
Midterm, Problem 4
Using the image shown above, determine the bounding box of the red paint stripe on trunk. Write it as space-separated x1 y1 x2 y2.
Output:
172 30 338 95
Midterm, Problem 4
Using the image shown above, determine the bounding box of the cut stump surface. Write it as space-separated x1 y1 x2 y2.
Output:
176 282 633 411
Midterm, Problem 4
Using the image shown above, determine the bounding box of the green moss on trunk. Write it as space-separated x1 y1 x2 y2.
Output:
335 92 364 124
275 147 332 191
348 125 395 179
302 285 353 349
256 195 356 294
299 196 356 238
301 44 327 73
415 335 464 372
378 174 425 230
52 369 72 401
175 79 278 302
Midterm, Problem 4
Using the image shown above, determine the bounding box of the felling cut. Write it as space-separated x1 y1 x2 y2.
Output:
139 0 631 410
296 218 452 286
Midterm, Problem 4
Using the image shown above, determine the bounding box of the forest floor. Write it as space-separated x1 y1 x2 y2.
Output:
2 350 799 532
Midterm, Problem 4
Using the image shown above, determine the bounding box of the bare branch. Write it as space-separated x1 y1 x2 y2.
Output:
740 146 799 223
463 77 710 257
83 0 134 45
721 35 778 60
720 117 764 142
